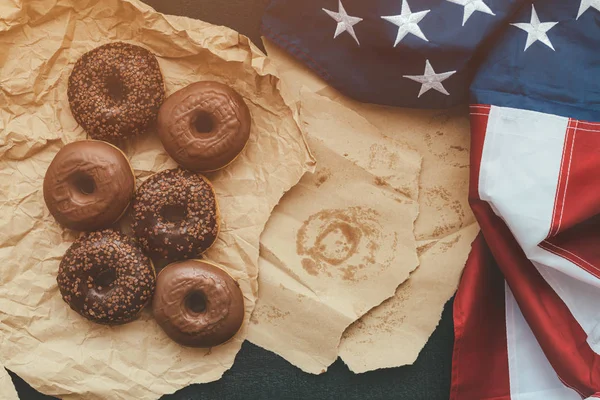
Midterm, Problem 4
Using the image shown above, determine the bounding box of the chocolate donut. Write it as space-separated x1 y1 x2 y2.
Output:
57 229 155 325
152 260 244 347
131 168 219 262
68 42 165 143
43 140 135 231
157 81 251 172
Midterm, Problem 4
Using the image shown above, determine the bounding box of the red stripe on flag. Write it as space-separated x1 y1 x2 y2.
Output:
542 121 600 279
451 234 511 400
547 120 600 238
548 119 576 238
541 216 600 280
452 104 511 400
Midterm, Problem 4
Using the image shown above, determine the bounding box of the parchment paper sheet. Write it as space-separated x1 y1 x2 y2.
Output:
248 90 422 373
247 39 478 373
0 365 18 400
0 1 313 399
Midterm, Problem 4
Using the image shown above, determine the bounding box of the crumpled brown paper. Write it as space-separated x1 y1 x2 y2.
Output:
0 365 18 400
247 39 478 373
248 89 422 373
0 1 313 399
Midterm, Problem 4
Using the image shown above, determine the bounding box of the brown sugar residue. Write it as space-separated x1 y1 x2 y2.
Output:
341 265 359 281
450 200 466 219
427 185 451 202
417 241 437 256
267 306 291 321
373 176 414 201
394 185 413 200
432 223 456 238
440 234 462 252
314 168 331 188
342 318 367 339
368 280 413 333
374 176 387 187
301 258 319 276
250 305 291 324
296 207 383 282
450 145 468 152
368 143 400 170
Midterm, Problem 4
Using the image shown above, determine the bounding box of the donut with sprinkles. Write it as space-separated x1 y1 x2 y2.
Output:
57 229 156 325
131 168 220 263
67 42 165 143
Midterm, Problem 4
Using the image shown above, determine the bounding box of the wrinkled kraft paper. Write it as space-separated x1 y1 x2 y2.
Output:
249 90 422 373
0 365 18 400
248 39 479 373
0 1 314 399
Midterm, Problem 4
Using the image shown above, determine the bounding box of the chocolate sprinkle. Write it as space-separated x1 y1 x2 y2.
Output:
57 229 156 325
131 168 220 262
67 42 165 143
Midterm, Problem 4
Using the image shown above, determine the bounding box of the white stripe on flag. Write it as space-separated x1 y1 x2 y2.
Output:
534 261 600 355
479 106 567 250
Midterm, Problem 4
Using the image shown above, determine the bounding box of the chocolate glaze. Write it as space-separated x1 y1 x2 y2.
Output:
68 42 165 143
57 229 155 325
131 168 219 262
152 260 244 347
157 81 251 172
43 140 135 231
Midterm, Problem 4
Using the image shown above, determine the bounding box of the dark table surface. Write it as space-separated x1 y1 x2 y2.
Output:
6 1 455 398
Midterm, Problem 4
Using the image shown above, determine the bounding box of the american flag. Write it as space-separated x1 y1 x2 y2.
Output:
262 0 600 398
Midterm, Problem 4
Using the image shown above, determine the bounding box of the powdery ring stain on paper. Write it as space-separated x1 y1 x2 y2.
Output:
296 207 397 282
422 185 467 239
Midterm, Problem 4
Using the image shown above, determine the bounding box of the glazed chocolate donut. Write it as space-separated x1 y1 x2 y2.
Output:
68 42 165 143
157 81 251 172
152 260 244 347
43 140 135 231
57 229 155 325
131 168 219 261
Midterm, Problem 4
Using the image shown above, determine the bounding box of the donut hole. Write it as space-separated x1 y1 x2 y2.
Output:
185 291 207 314
106 75 124 103
162 204 186 223
95 269 117 288
72 172 96 195
192 112 215 134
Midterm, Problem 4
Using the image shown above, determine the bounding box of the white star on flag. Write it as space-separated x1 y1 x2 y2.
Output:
577 0 600 19
381 0 430 46
403 60 456 97
323 0 363 46
446 0 495 26
511 5 558 51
